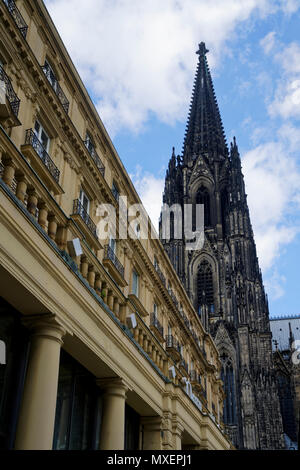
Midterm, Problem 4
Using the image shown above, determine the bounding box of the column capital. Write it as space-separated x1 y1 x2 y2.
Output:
22 314 66 346
96 377 130 397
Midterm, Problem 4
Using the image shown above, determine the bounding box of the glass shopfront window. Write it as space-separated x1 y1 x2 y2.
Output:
53 350 102 450
0 297 29 450
124 404 140 450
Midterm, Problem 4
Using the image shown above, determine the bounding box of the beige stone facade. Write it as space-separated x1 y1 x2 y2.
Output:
0 0 233 450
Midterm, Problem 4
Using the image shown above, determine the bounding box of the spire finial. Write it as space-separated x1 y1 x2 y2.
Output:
196 42 209 56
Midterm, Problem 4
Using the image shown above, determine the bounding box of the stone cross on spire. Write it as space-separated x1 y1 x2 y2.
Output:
196 42 209 56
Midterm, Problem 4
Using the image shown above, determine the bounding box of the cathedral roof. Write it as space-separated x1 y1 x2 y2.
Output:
270 315 300 351
182 42 228 163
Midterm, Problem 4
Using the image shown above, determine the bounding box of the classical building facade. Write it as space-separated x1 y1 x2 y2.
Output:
0 0 233 450
160 43 285 449
270 315 300 449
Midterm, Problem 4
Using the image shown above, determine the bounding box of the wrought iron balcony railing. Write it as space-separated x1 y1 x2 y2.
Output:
72 199 98 240
42 63 69 114
0 64 20 117
180 358 189 374
2 0 28 38
154 263 166 287
83 139 105 176
169 287 179 309
165 335 180 352
103 245 124 279
24 129 60 183
150 313 164 338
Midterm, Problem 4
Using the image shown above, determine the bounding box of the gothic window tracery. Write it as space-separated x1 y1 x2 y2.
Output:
197 186 210 227
197 260 214 312
193 186 211 230
220 353 237 425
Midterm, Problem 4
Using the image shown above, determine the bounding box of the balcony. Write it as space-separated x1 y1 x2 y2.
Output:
190 370 202 391
165 335 181 362
0 64 20 124
128 292 148 317
150 313 164 343
169 287 179 309
154 263 166 287
103 244 127 287
71 199 102 252
179 358 189 376
2 0 28 38
21 129 63 196
42 63 69 114
84 139 105 177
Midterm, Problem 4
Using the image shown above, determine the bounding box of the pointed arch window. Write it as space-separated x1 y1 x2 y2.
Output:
196 186 211 228
220 353 237 425
170 211 174 240
197 260 214 311
221 190 229 236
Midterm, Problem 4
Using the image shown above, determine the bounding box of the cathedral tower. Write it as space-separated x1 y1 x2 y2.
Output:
160 43 284 449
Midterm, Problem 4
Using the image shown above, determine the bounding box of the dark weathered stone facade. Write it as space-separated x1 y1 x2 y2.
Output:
159 43 285 449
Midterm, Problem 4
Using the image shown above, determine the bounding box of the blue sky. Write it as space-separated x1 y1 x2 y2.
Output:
45 0 300 317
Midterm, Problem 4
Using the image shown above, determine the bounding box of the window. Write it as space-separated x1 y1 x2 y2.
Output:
44 59 58 92
34 120 50 153
124 404 140 450
112 181 119 201
79 188 90 215
153 303 157 318
53 351 102 450
85 132 94 155
220 354 236 425
197 260 214 312
132 270 139 297
109 236 116 254
168 324 172 336
134 222 141 239
0 298 29 449
195 186 210 228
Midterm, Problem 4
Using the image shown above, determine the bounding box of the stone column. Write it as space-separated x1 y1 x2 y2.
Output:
141 416 163 450
98 378 128 450
15 316 66 450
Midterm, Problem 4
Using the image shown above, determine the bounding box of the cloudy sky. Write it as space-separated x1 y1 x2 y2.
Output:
45 0 300 317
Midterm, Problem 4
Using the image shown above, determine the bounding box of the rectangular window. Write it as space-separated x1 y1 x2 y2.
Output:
132 270 139 297
112 181 119 201
53 351 102 450
153 303 157 318
85 132 94 155
34 120 50 152
135 222 141 239
109 236 116 254
44 59 58 92
79 188 90 215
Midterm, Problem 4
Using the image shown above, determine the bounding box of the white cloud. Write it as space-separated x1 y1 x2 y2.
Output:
130 166 164 229
260 31 276 54
263 41 300 119
265 269 286 300
242 131 300 272
44 0 299 135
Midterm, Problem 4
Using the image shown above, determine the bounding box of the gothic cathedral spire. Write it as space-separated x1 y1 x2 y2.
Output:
183 42 228 164
160 43 285 450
